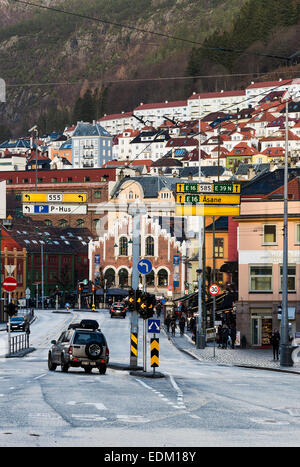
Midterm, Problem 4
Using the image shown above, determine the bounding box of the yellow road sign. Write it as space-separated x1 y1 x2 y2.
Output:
22 193 47 203
176 194 240 205
176 205 240 216
22 193 87 203
62 193 87 203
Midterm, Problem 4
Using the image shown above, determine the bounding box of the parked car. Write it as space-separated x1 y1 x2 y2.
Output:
110 302 127 318
48 319 109 374
7 316 28 332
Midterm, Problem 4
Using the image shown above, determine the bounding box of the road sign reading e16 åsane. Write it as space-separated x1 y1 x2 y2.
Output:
176 194 240 205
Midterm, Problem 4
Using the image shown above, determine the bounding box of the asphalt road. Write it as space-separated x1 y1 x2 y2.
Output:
0 309 300 447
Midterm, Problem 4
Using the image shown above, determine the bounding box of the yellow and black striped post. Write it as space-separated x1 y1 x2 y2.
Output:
150 338 159 369
130 332 138 360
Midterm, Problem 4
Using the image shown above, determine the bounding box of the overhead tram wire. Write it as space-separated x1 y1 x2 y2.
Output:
5 70 300 90
11 0 292 63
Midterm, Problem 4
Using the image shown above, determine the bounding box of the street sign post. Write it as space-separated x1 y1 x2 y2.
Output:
22 193 87 203
137 259 153 275
209 284 220 296
176 205 240 216
23 204 87 215
2 276 17 292
176 194 240 205
148 319 160 333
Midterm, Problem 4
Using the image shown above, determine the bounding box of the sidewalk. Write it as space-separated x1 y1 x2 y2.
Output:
166 326 300 375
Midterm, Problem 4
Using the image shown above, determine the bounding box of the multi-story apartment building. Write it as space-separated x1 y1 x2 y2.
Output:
71 121 113 168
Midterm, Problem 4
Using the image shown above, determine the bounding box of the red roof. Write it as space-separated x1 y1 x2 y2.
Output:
227 142 257 157
188 90 245 100
246 80 291 89
134 100 187 111
99 111 133 121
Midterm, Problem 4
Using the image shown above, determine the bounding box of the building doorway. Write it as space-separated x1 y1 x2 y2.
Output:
251 315 272 347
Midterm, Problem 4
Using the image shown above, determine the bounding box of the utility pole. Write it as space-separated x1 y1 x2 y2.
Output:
196 97 205 348
280 98 292 366
128 202 146 368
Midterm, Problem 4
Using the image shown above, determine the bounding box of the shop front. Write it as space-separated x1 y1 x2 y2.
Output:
250 310 273 347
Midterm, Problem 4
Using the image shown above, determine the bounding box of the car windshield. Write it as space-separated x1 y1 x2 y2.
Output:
113 306 123 310
11 317 24 322
73 331 105 345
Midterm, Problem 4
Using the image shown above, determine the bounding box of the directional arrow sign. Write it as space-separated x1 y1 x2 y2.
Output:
137 259 153 275
148 319 160 333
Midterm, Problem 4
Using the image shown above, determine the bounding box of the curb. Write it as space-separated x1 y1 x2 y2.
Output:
129 370 165 378
6 347 36 358
108 362 143 371
164 327 300 375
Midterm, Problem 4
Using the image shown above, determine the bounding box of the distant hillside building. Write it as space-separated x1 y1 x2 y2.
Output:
71 121 113 168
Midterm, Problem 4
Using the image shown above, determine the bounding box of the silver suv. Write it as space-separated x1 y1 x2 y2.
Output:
48 320 109 374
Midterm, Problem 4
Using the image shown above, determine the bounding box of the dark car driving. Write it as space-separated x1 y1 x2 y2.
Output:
7 316 28 332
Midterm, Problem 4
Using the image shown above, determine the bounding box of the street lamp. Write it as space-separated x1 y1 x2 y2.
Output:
280 89 300 366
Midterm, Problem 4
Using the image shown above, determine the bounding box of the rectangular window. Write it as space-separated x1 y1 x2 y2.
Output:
280 265 296 292
263 224 276 244
296 224 300 244
250 265 272 292
214 238 224 258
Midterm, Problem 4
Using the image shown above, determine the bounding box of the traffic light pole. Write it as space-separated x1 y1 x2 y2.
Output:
128 203 146 368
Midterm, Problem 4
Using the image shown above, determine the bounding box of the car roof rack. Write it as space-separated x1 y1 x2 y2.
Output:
68 319 99 331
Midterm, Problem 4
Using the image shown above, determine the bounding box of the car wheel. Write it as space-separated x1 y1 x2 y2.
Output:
61 354 69 372
85 342 103 360
99 364 107 375
48 353 57 371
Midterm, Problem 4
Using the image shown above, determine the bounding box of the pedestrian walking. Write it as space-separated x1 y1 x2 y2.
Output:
270 329 280 360
217 324 223 348
189 316 196 342
230 326 237 349
156 302 161 318
171 317 177 337
165 314 171 333
222 325 229 349
179 315 185 336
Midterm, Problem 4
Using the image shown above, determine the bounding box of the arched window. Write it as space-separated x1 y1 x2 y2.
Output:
119 237 128 256
128 191 133 200
44 219 52 226
104 268 115 288
145 236 154 256
118 268 129 287
158 269 168 287
59 219 68 228
146 270 155 287
77 218 84 227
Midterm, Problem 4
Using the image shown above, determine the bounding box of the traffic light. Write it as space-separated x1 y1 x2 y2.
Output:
128 289 135 312
146 293 156 319
139 293 148 319
138 292 156 319
55 285 59 295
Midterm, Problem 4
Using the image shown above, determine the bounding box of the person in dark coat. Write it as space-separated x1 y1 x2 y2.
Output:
165 314 171 332
270 329 280 360
222 325 229 349
171 317 177 336
217 325 223 348
179 315 186 336
230 326 237 349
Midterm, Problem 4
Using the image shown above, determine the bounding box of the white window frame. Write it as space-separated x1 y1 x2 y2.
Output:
249 265 273 292
279 264 296 292
295 224 300 244
263 224 277 245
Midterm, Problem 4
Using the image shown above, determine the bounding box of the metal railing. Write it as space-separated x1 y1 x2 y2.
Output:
9 333 30 355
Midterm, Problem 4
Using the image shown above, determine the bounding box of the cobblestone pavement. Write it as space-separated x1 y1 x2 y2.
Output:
165 327 300 374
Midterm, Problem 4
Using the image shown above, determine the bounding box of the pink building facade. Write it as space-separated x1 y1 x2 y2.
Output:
235 194 300 347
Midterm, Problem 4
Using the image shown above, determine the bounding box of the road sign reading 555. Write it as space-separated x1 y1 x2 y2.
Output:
209 284 220 295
